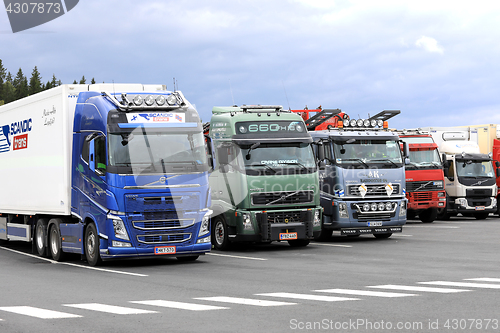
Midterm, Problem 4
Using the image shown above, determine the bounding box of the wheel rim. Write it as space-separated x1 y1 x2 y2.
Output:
50 228 58 255
36 224 44 250
214 220 224 245
87 230 96 259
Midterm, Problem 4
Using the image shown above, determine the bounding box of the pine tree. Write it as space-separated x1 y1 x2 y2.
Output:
91 77 96 84
13 68 29 100
0 59 6 103
79 75 86 84
73 80 77 84
50 74 58 88
29 66 43 95
3 81 16 104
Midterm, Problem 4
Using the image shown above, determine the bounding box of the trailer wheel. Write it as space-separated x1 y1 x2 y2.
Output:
419 208 437 223
48 221 65 261
212 216 230 250
288 239 310 247
374 233 392 239
85 223 102 266
35 218 48 257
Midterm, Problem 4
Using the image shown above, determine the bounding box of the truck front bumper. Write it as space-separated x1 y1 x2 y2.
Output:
101 242 211 259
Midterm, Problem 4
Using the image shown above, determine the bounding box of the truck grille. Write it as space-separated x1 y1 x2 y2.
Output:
407 181 443 192
137 233 191 244
412 192 432 202
466 189 493 198
266 211 302 224
347 184 400 197
125 193 199 247
251 191 314 206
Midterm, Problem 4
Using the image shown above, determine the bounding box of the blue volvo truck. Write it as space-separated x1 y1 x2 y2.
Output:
302 109 408 239
0 84 212 265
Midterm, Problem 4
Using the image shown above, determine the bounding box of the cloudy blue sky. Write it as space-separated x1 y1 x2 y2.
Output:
1 0 500 128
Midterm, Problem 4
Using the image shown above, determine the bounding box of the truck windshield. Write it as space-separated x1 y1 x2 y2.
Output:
108 130 208 174
227 142 316 175
456 160 495 178
407 149 441 169
333 139 403 168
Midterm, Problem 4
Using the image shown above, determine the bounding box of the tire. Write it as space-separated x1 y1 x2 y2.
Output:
407 210 416 220
35 218 48 257
288 239 310 247
437 208 450 221
314 228 332 241
212 216 230 250
474 212 489 220
374 233 392 239
85 223 102 266
48 221 65 261
419 208 438 223
176 255 199 262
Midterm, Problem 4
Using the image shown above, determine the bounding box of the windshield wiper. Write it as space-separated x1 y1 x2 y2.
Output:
372 158 398 167
280 161 309 171
250 164 277 174
341 158 369 167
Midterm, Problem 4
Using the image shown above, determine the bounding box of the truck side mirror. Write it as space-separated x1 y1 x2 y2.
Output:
89 139 96 172
205 135 214 172
497 168 500 178
316 142 326 169
496 161 500 168
217 147 229 166
402 141 410 159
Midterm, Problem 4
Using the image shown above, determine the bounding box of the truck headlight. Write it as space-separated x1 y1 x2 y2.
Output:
108 214 130 241
339 202 348 218
242 213 253 230
399 201 406 216
313 210 321 227
198 210 213 237
455 198 467 207
492 198 497 208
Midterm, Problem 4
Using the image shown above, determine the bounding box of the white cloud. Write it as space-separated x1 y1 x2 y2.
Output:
415 36 444 54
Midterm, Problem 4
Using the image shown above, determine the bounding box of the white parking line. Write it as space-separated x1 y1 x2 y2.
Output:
311 243 353 248
315 288 417 297
465 278 500 283
195 296 296 307
0 246 148 277
256 292 359 302
206 252 267 261
0 306 82 319
369 284 470 293
130 300 229 311
419 281 500 289
403 225 459 229
64 303 157 315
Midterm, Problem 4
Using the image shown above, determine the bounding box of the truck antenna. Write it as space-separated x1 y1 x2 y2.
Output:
229 79 235 106
282 80 290 110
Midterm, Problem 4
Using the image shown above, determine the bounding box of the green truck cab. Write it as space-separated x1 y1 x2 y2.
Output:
205 105 322 249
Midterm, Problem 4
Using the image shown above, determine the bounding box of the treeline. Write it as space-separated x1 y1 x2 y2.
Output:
0 59 96 106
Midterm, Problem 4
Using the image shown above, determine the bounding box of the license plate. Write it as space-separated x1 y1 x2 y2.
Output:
475 206 485 211
154 246 176 255
279 232 297 240
367 222 383 226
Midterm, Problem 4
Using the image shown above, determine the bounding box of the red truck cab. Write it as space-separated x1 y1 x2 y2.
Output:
398 132 447 222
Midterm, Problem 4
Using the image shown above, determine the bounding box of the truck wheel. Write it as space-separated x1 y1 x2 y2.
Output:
437 208 450 221
35 218 48 257
374 233 392 239
474 212 489 220
176 255 199 262
314 228 332 241
85 223 102 266
419 208 437 223
48 221 65 261
288 239 310 247
212 216 230 250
